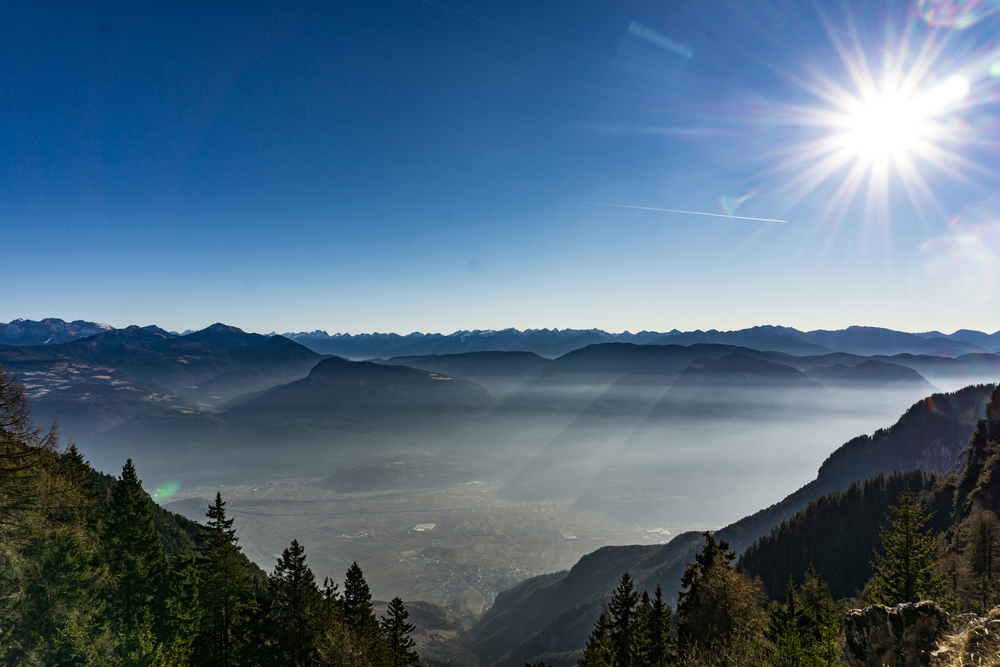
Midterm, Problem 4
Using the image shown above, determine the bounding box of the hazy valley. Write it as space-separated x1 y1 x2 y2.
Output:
6 319 1000 617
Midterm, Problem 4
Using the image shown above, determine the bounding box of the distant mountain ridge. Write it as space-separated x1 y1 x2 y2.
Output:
285 324 997 358
0 318 113 345
5 319 1000 358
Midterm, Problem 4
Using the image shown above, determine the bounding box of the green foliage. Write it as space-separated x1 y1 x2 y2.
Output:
740 471 950 600
608 572 641 667
579 575 677 667
644 585 676 667
104 459 168 645
767 566 845 667
677 533 770 665
0 365 436 667
265 539 324 666
381 596 419 667
580 610 614 667
868 488 944 605
191 493 258 667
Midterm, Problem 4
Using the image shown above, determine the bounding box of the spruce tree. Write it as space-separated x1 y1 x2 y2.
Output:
579 610 614 667
192 492 256 667
103 459 167 653
343 561 386 663
608 572 641 667
644 585 675 667
266 539 324 666
677 532 769 658
869 488 943 605
768 579 804 667
965 510 1000 613
343 561 375 629
381 596 419 667
800 565 842 667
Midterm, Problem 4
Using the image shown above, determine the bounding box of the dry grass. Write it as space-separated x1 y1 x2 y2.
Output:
932 608 1000 666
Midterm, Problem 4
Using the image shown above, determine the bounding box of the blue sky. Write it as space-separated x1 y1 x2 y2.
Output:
4 0 1000 334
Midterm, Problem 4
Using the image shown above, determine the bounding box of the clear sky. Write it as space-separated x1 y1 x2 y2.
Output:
4 0 1000 335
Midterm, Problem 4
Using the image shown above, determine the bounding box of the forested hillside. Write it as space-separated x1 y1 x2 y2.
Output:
0 364 423 666
470 384 994 666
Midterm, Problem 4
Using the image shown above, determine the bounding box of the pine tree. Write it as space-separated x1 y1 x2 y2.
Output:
266 539 324 666
869 488 944 605
677 532 769 659
381 596 419 667
343 561 386 664
579 609 614 667
103 459 167 654
643 585 675 667
964 510 1000 613
768 579 804 667
608 572 641 667
192 492 257 667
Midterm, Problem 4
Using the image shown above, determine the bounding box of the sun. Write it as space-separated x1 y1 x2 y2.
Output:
838 75 970 162
842 92 925 160
755 8 991 229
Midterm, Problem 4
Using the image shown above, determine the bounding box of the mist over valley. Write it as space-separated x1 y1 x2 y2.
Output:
4 318 997 618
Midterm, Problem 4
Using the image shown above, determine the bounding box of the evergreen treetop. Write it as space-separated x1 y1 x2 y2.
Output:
869 488 944 606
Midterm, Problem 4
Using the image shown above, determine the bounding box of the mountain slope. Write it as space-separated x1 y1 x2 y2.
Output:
0 324 323 440
471 383 994 667
95 356 500 477
379 351 550 400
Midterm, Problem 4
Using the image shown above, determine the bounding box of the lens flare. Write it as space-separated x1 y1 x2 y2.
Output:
916 200 1000 303
753 8 998 230
919 0 1000 29
152 480 181 502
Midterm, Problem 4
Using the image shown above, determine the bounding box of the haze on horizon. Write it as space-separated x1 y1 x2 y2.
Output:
4 0 1000 335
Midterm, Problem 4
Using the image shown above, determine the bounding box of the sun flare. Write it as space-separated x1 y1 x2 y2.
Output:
838 75 970 162
758 7 995 229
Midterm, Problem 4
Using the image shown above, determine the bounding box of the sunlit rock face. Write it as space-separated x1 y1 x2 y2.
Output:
843 602 950 667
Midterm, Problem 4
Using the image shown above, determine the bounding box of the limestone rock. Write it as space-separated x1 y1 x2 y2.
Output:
843 601 950 667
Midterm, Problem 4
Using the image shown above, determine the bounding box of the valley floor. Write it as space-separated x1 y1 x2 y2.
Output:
165 479 685 617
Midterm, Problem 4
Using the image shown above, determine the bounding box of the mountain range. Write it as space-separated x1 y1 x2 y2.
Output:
0 323 321 441
7 318 1000 358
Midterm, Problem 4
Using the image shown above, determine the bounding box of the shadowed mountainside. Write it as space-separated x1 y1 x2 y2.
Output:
0 324 322 441
379 351 551 400
96 355 499 476
470 383 994 667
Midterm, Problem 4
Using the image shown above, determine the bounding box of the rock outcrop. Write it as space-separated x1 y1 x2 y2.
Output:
929 607 1000 667
843 601 950 667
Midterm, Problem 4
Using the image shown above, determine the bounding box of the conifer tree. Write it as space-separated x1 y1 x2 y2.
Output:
103 459 167 652
192 492 256 667
964 509 1000 613
579 609 614 667
608 571 641 667
677 532 769 659
869 488 943 605
381 596 419 667
644 585 675 667
343 561 374 629
343 561 386 663
768 579 804 667
266 539 324 666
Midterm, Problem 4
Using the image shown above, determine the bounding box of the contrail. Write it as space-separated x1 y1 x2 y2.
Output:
584 202 788 223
